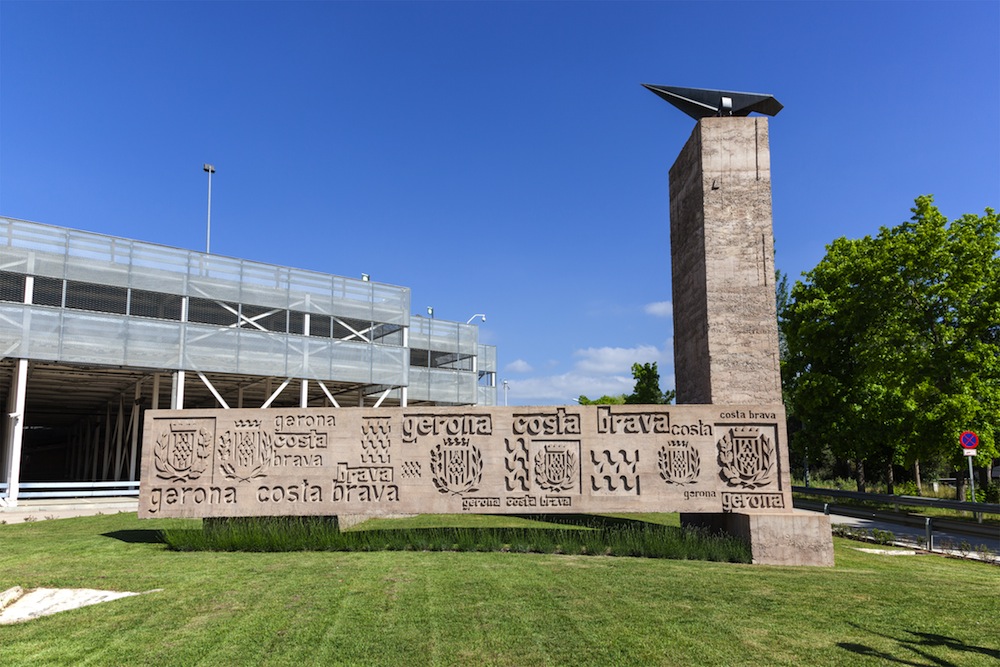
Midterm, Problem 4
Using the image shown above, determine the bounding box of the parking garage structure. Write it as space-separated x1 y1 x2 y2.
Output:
0 217 496 506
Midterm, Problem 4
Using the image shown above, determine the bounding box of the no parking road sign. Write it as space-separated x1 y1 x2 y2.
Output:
960 430 979 457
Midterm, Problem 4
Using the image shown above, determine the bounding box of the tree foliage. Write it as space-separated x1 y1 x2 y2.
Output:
625 362 676 405
576 394 626 405
781 196 999 490
578 362 676 406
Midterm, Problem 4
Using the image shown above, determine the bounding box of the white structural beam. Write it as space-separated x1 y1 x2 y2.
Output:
197 371 231 409
1 358 28 506
261 377 293 409
128 381 142 480
372 387 393 408
171 370 186 409
316 381 341 408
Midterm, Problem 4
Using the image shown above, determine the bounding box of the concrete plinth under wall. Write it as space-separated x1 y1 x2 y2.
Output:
681 512 834 566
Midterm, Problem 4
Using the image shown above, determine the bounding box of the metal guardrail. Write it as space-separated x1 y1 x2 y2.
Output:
10 481 140 500
792 485 1000 515
793 499 999 542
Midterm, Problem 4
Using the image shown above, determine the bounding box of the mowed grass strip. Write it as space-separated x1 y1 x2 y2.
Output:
0 513 996 666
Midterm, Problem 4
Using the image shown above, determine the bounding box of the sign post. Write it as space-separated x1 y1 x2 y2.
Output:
960 431 979 502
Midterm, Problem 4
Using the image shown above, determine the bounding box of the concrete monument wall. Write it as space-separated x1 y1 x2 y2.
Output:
139 405 791 519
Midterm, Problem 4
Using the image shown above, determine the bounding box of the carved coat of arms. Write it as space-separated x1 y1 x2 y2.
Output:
429 438 483 495
658 441 700 486
717 428 774 489
533 443 577 492
218 420 272 483
153 422 212 483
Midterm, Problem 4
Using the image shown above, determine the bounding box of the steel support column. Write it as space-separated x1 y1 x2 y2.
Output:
2 358 28 506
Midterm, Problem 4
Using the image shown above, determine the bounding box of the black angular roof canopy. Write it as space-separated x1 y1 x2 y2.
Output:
642 84 783 120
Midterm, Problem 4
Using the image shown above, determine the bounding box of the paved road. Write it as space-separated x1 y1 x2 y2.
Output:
0 498 138 525
796 507 1000 561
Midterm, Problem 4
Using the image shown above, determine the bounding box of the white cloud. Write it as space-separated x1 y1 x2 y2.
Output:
644 301 673 318
505 342 675 405
501 372 633 405
503 358 533 374
574 344 663 374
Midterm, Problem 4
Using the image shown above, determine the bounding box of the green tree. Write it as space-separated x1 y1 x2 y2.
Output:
576 394 626 405
782 196 999 493
625 362 676 405
578 362 676 406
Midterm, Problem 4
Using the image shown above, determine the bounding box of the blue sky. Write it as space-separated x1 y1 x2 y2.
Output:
1 1 997 405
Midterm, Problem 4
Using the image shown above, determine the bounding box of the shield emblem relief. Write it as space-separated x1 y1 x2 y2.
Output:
717 427 775 489
733 434 764 477
153 420 213 483
658 440 700 486
533 442 579 493
236 429 270 468
168 430 196 470
430 438 483 495
217 422 272 483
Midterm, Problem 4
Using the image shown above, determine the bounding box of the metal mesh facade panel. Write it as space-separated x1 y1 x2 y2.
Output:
0 218 486 403
478 345 497 372
0 217 410 327
188 298 239 326
478 386 498 406
130 289 183 320
60 312 128 365
64 281 128 315
0 271 24 303
408 367 477 404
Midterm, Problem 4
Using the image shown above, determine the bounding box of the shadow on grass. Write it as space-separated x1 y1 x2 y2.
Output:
102 529 166 544
839 622 1000 666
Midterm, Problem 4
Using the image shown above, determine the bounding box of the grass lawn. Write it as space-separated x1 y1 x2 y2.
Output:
1 512 998 666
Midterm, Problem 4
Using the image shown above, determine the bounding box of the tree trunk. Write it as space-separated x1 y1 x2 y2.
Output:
978 465 991 494
913 459 922 496
956 471 967 502
855 459 867 493
885 461 895 496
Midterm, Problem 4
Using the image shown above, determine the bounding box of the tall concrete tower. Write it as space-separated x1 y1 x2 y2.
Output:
669 116 782 404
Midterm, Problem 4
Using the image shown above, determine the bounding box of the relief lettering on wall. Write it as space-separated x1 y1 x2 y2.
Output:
332 462 399 502
511 407 581 436
258 480 324 504
596 405 713 436
429 437 484 495
721 492 785 512
401 413 492 444
657 440 700 486
153 419 214 483
716 427 775 489
147 485 236 514
461 497 500 511
590 449 640 495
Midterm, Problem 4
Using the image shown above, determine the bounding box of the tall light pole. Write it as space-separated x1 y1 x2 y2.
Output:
203 164 215 253
466 314 486 324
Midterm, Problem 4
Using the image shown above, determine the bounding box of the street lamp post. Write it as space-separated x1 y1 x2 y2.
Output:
502 379 509 406
203 164 215 253
466 314 486 324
